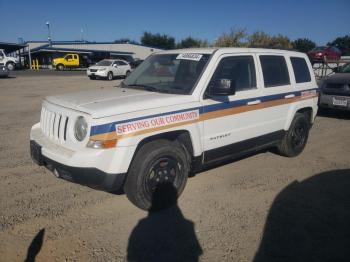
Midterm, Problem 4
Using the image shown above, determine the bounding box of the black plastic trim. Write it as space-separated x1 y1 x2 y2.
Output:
204 130 285 163
30 140 125 192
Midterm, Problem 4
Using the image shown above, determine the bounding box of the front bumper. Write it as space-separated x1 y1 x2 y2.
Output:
30 140 125 192
319 93 350 111
87 70 108 78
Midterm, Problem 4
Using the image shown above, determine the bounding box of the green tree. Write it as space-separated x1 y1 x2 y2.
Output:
269 34 292 49
214 28 247 47
248 31 271 47
176 37 207 49
327 35 350 55
141 32 175 50
292 38 316 53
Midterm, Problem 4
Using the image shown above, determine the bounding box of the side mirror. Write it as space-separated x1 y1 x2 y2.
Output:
208 79 236 96
113 64 118 68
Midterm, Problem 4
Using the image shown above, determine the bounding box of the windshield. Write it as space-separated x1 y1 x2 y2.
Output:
339 62 350 73
123 53 210 94
96 60 112 66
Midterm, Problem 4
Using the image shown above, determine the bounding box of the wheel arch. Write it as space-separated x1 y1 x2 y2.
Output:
126 130 197 173
285 105 315 130
135 130 194 157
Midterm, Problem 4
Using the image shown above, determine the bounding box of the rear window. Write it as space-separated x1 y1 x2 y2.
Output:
260 55 290 87
290 57 311 83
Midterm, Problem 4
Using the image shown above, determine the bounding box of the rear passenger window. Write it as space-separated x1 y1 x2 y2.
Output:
290 57 311 83
260 55 290 87
211 56 257 92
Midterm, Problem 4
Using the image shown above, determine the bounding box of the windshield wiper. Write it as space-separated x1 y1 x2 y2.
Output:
123 83 159 92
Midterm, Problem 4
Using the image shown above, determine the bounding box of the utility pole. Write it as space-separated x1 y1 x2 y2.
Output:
81 28 84 42
46 21 52 46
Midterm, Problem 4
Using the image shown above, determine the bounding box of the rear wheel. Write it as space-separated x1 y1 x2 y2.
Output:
124 139 189 211
277 113 310 157
107 71 113 81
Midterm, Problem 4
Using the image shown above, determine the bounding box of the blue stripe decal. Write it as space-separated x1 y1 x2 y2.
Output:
90 87 318 136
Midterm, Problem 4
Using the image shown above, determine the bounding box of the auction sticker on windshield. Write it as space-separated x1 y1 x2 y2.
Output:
176 53 203 61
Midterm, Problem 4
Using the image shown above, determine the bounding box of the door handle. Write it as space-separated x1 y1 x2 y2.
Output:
247 100 261 106
284 94 295 99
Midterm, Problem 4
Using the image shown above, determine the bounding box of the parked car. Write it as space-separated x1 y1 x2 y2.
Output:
319 62 350 111
0 49 19 71
87 59 131 80
307 46 341 63
53 53 91 70
0 65 9 78
30 48 318 210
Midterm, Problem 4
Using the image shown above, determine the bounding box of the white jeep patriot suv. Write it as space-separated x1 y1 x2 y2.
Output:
30 48 318 210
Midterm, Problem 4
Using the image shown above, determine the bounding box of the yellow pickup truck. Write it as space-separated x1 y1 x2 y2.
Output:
53 54 87 70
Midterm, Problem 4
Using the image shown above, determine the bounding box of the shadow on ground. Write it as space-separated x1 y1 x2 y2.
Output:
25 228 45 262
127 182 202 262
318 108 350 120
254 169 350 262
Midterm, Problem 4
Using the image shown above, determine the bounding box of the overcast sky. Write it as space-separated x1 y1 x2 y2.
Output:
1 0 349 45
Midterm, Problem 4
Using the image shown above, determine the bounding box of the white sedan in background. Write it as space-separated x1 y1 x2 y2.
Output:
87 59 132 80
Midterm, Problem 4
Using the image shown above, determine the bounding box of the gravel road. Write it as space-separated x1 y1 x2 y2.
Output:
0 72 349 261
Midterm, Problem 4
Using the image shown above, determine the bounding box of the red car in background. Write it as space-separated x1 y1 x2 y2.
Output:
307 46 342 63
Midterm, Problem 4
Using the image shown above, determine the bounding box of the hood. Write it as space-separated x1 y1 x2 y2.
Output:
45 87 196 118
322 73 350 84
88 65 110 70
53 57 64 63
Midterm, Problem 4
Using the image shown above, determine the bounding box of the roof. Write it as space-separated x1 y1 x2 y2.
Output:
25 40 162 50
21 44 134 56
0 42 27 53
159 47 305 56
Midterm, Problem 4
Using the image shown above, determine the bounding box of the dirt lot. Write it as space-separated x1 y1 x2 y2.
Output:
0 71 349 261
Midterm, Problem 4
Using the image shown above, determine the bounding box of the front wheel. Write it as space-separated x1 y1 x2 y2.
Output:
107 71 113 81
124 139 189 211
57 64 64 71
6 62 15 71
125 70 131 77
277 113 310 157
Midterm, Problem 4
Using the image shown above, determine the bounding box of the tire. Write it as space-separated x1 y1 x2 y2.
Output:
89 76 95 80
124 139 190 211
6 62 15 71
277 113 310 157
107 71 113 81
125 70 131 77
57 64 64 71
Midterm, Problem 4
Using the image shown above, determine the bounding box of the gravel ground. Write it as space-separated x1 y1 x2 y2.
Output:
0 71 349 262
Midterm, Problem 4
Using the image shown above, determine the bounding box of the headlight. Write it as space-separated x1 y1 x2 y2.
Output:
74 116 88 141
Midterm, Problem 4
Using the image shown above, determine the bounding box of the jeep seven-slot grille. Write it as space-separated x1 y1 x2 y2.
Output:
40 106 69 142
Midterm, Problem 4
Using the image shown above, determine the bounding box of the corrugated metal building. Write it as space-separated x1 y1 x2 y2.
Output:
21 41 162 69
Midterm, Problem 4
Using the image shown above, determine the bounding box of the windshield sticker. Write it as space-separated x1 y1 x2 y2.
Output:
115 109 199 136
176 53 203 61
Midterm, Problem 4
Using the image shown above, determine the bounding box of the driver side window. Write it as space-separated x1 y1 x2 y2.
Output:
210 56 257 92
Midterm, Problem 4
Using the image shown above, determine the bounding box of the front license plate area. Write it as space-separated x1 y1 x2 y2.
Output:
332 97 348 107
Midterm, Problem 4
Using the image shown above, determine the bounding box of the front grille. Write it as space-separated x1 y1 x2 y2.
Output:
90 69 97 72
40 105 69 143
